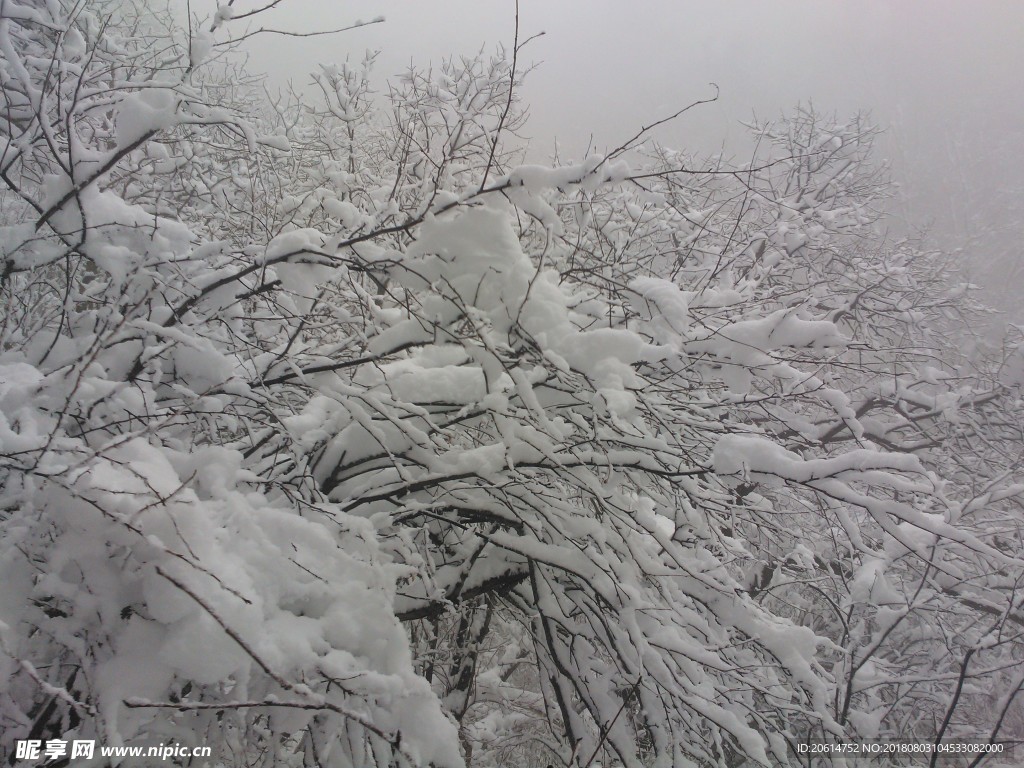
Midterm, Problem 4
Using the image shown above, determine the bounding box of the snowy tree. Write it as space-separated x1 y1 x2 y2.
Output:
0 3 457 766
2 3 1022 768
546 107 1024 762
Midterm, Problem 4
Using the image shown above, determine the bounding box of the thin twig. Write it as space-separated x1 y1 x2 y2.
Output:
214 17 384 48
480 0 520 192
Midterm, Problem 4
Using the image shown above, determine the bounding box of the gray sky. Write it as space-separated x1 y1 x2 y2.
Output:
228 1 1024 318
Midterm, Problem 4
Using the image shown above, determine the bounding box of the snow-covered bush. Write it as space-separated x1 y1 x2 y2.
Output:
0 3 458 766
2 3 1022 767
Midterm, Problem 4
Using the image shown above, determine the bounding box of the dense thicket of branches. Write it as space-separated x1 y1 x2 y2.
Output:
1 3 1022 767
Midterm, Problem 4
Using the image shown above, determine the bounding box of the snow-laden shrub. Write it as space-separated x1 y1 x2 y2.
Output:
2 3 1022 767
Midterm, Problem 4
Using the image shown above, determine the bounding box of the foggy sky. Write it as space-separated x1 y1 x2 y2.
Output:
229 1 1023 320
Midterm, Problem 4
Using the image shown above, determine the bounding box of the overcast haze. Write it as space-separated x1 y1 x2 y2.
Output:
235 1 1023 320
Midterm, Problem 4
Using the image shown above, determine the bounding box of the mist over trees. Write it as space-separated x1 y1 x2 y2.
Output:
1 2 1022 767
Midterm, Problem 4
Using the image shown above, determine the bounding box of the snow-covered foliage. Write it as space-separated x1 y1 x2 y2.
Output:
1 3 1022 767
0 4 457 766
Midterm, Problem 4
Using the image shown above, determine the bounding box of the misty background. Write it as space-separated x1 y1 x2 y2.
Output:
224 0 1023 326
